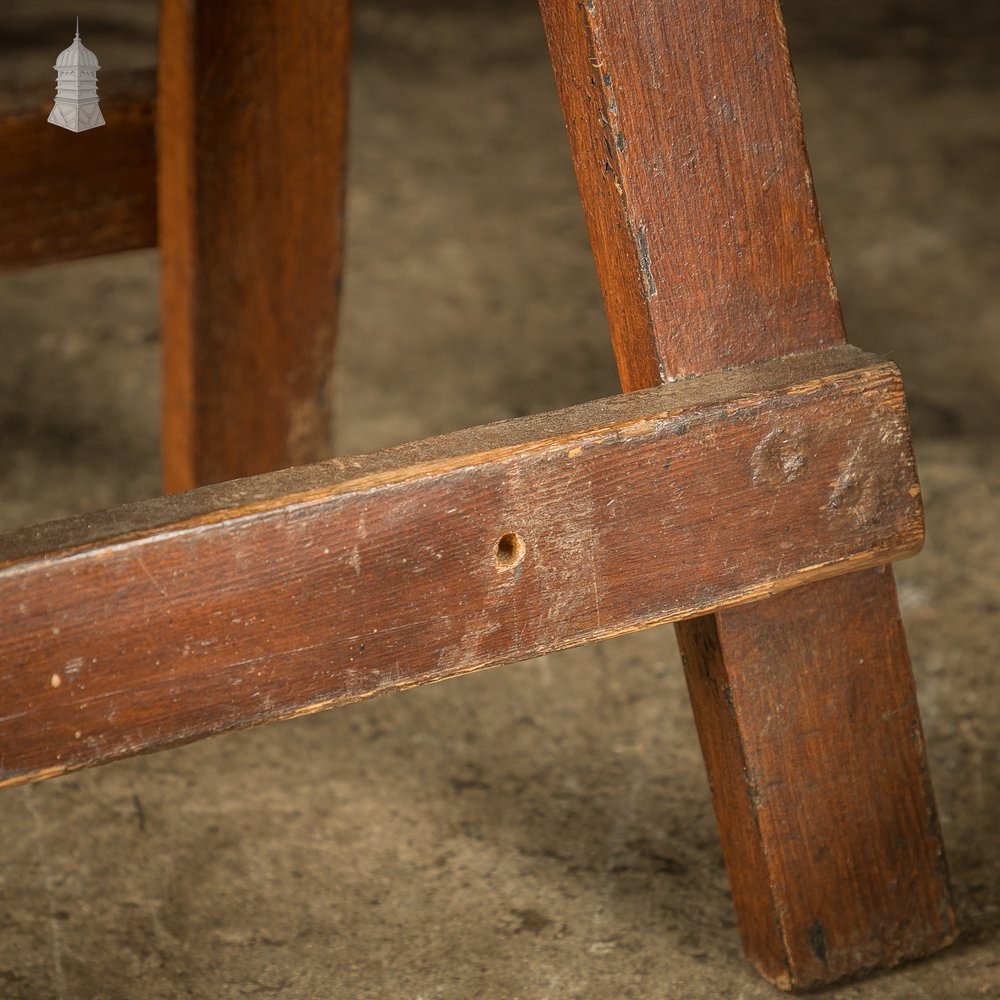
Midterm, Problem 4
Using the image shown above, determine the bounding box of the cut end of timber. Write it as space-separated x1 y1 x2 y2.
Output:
757 917 958 993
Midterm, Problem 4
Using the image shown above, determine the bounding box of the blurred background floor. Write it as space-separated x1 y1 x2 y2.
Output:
0 1 997 997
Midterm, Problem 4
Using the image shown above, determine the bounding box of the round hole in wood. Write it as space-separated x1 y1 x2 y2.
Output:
494 532 525 571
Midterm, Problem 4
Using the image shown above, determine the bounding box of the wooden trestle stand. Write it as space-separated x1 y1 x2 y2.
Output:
0 0 955 990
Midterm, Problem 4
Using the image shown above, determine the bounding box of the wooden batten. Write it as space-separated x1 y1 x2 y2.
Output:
0 345 921 788
0 70 156 271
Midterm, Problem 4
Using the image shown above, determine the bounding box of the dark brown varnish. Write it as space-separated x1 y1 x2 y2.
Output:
157 0 349 491
0 70 156 271
680 573 953 986
538 0 954 988
0 347 921 790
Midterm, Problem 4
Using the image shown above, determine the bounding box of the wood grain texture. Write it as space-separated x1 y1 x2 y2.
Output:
0 347 922 789
539 0 954 988
0 70 156 271
538 0 844 387
158 0 349 492
680 573 954 987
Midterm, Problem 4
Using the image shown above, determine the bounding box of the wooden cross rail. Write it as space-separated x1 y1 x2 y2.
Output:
0 70 157 271
0 345 921 789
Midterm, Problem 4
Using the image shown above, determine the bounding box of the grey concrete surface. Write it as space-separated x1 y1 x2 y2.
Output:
0 1 997 997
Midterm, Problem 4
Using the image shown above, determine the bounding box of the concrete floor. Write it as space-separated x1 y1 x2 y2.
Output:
1 0 998 996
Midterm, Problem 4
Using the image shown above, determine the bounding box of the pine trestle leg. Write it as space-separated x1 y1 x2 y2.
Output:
157 0 350 492
538 0 954 987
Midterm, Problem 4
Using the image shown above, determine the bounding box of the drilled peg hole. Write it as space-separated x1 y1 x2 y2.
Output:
494 532 525 571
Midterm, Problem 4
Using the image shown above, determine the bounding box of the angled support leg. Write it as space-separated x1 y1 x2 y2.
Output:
157 0 350 491
538 0 955 988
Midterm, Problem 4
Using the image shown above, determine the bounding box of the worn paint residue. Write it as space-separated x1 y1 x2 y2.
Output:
636 224 657 297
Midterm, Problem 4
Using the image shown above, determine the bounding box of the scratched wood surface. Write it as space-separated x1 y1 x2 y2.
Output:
0 70 156 271
679 570 954 986
0 347 922 790
157 0 349 491
539 0 954 988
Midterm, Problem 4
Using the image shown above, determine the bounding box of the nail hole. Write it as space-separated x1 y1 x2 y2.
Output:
494 532 525 571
